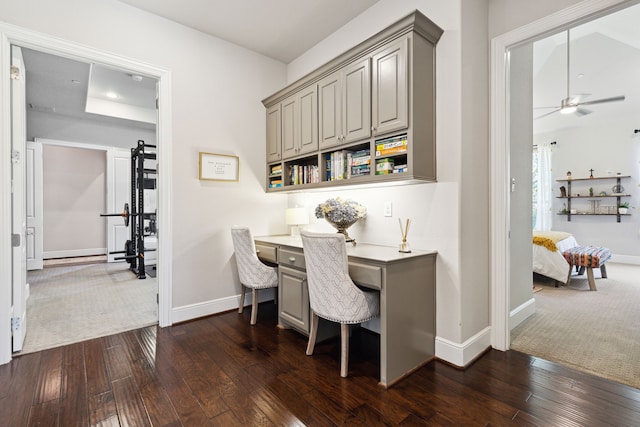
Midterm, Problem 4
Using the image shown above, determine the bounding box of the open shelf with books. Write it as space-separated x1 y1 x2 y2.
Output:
323 142 371 182
285 155 320 187
268 163 284 189
374 133 408 176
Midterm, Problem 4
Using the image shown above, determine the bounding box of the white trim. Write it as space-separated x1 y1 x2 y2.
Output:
43 248 107 259
171 289 276 325
0 22 173 364
435 327 492 368
489 0 629 353
509 298 535 331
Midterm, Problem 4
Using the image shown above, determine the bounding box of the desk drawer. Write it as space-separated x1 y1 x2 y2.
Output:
255 244 277 264
349 262 382 289
279 248 306 270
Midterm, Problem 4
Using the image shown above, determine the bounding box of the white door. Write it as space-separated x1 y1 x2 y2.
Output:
11 46 28 352
26 141 43 270
106 149 131 262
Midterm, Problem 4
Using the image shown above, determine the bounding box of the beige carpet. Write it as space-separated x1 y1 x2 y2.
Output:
511 263 640 389
19 262 157 355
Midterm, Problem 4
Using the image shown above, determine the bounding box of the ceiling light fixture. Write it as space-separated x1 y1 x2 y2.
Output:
106 91 119 99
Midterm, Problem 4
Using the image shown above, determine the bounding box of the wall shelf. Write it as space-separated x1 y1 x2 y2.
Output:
556 175 631 223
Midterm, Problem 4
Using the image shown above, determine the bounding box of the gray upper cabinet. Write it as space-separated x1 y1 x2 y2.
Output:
282 85 318 160
319 57 371 149
262 10 443 192
372 38 408 136
266 104 281 162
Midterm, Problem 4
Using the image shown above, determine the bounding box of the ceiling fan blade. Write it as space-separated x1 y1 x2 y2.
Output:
570 93 591 103
534 106 561 110
578 95 625 106
535 108 561 120
574 107 591 117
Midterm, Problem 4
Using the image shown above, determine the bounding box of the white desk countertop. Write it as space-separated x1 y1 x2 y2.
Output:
254 235 437 264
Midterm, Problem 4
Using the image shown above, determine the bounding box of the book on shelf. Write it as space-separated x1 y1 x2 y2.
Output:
375 135 407 156
288 163 319 185
270 164 283 175
326 148 371 180
392 164 408 173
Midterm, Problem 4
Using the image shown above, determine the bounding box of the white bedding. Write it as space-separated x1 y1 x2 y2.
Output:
532 235 578 283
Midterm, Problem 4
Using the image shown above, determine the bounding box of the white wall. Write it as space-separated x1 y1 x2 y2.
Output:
42 145 106 258
0 0 288 313
535 114 640 259
488 0 583 38
286 0 492 359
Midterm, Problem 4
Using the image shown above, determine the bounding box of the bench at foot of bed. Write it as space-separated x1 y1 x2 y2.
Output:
562 246 611 291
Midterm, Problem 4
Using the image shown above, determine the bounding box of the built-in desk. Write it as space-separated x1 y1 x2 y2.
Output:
254 235 437 387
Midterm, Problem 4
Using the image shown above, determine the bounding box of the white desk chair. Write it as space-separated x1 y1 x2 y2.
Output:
300 230 379 377
231 227 278 325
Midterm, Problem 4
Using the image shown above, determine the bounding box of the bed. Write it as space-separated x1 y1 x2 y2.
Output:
532 231 578 283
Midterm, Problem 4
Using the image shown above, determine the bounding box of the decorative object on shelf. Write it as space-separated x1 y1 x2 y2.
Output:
285 207 309 237
560 186 567 197
618 202 629 215
561 203 568 214
599 191 607 196
315 197 366 244
612 183 625 195
566 171 572 180
589 187 594 196
398 218 411 253
589 168 594 179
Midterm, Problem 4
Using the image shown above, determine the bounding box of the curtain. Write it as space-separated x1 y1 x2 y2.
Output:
534 142 553 231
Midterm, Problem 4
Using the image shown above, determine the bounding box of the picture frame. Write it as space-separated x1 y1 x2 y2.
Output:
199 152 239 181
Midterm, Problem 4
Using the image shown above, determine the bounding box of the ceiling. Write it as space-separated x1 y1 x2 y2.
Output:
116 0 380 63
532 3 640 134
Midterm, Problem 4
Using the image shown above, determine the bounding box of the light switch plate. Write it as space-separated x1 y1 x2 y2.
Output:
384 201 392 217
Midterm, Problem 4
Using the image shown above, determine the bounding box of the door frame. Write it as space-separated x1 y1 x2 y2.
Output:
489 0 630 351
0 23 174 364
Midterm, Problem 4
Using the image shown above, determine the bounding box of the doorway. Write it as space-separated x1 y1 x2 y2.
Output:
0 23 173 365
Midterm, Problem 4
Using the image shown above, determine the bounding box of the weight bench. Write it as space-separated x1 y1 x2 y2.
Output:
563 246 611 291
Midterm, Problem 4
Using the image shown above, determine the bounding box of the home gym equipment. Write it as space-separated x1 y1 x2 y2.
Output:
100 140 157 279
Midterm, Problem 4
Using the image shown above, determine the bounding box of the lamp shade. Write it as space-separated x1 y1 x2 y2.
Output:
285 207 309 226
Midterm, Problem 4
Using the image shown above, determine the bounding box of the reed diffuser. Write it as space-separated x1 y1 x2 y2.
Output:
398 218 411 253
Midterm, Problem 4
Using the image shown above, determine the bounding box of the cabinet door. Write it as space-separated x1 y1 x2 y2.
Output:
278 266 309 333
372 37 408 136
318 72 342 148
298 85 318 156
343 58 371 143
266 104 281 162
281 94 298 159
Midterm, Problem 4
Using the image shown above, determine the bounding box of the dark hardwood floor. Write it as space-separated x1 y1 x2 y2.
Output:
2 303 639 426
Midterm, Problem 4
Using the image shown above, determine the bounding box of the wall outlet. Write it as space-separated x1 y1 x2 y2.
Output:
384 201 392 217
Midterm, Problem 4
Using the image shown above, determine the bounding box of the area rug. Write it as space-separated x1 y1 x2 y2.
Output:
19 262 157 354
511 263 640 389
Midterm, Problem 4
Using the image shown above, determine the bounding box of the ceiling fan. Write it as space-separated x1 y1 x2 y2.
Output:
535 29 625 120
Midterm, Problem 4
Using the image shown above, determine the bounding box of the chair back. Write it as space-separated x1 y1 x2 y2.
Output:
231 226 274 288
300 230 378 323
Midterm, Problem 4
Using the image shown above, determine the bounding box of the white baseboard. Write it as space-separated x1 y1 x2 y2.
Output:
435 326 492 368
44 248 107 259
611 255 640 265
510 297 535 331
171 288 275 324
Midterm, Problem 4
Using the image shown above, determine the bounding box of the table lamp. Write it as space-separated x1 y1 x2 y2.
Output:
285 207 309 236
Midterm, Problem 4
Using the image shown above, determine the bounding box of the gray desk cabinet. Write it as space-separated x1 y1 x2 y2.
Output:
318 57 371 148
263 10 443 192
255 235 437 387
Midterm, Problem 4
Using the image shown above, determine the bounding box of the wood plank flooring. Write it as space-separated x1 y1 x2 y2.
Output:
2 303 639 426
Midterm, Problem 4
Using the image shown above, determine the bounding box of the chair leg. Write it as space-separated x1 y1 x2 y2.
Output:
238 285 246 313
340 324 349 378
566 264 573 286
250 289 259 325
306 312 319 356
600 264 608 279
586 267 597 291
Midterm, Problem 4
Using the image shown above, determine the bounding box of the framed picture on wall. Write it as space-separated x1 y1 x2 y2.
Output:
199 152 239 181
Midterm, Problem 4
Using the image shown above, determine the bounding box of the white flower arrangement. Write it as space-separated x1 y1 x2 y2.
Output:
315 197 366 224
